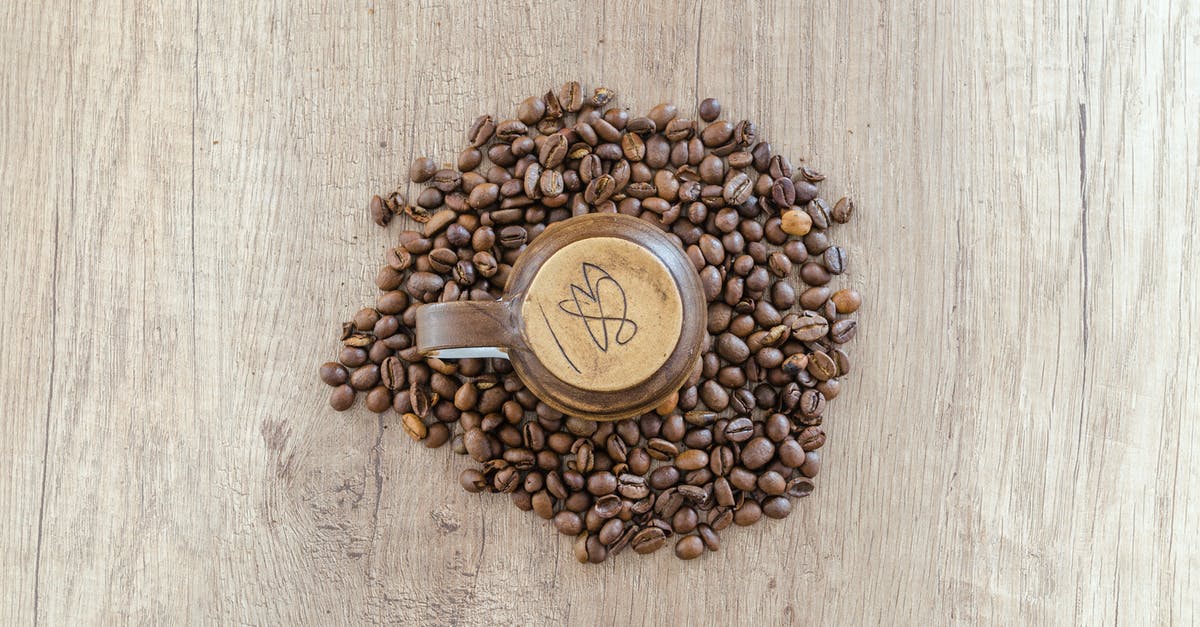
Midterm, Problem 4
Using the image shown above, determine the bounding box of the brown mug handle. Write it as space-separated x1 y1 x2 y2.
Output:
415 299 519 360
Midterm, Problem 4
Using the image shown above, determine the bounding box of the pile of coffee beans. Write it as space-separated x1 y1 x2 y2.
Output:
321 82 861 562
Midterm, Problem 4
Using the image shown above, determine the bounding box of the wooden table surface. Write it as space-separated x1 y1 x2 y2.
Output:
3 1 1197 624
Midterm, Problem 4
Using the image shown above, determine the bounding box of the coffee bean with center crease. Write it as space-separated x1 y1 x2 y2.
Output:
632 527 667 554
617 473 650 499
498 225 527 248
791 314 830 342
830 319 857 344
722 172 753 206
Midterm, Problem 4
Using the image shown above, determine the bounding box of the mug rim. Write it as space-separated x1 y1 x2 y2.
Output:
503 213 706 420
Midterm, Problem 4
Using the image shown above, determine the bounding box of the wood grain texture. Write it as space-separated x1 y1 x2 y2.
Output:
1 0 1196 625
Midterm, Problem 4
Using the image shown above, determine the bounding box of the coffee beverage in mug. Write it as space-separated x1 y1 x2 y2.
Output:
417 213 706 420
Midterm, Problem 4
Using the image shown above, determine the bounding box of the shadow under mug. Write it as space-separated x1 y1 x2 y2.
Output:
416 213 706 421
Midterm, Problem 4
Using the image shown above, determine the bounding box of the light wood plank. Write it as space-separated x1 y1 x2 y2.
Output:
31 1 201 623
1076 1 1200 624
0 2 72 624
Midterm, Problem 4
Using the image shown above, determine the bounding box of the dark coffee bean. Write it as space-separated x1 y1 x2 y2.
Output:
329 384 355 410
830 319 858 344
740 437 775 470
808 351 838 381
698 98 721 122
762 496 792 519
729 388 755 414
647 438 679 460
778 438 805 467
771 176 796 208
655 487 685 518
763 413 789 442
709 446 734 476
409 157 438 183
497 225 527 248
617 474 650 499
757 470 787 495
649 465 681 490
348 364 380 390
798 388 826 419
319 362 349 386
587 471 617 496
787 476 816 498
722 172 753 206
804 229 830 255
801 451 822 477
716 333 751 363
728 467 757 492
794 426 825 452
632 527 667 554
733 500 762 526
539 133 568 168
795 180 819 204
700 120 733 146
723 417 754 443
554 510 584 536
663 117 693 141
369 194 392 226
466 115 496 147
832 196 855 223
599 518 625 545
824 246 847 274
673 507 699 534
791 314 830 342
699 380 729 411
559 81 583 112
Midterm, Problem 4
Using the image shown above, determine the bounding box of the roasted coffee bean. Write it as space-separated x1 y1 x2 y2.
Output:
698 98 721 122
716 333 751 363
787 477 816 498
758 470 787 496
649 465 681 490
762 496 792 519
700 120 733 146
617 474 650 499
329 384 355 410
655 487 685 518
539 133 569 167
497 225 527 248
709 446 734 476
808 351 838 381
319 362 349 386
733 500 762 526
676 449 709 471
795 426 826 452
792 314 830 342
824 246 847 274
832 196 855 223
587 471 618 496
830 319 858 344
632 527 667 554
740 437 775 470
798 388 827 418
781 208 812 236
722 172 753 206
559 81 583 112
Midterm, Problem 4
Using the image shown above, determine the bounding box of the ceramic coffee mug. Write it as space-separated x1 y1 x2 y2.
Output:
416 213 706 421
